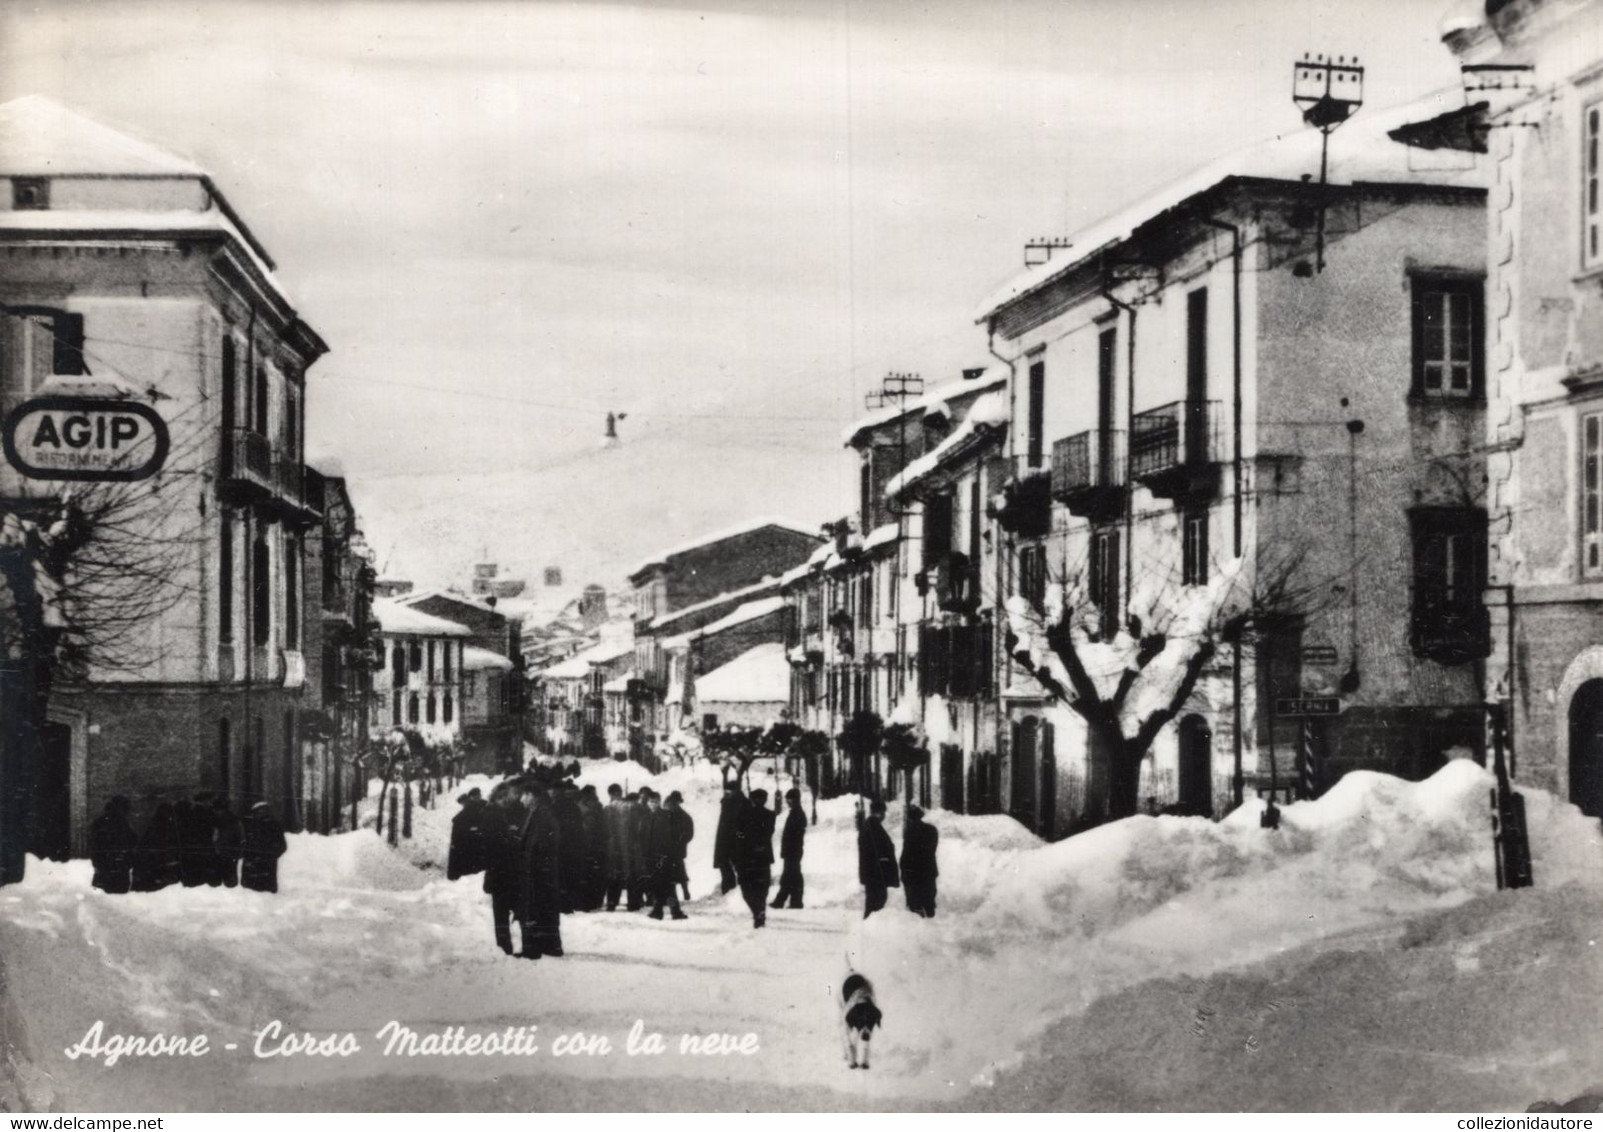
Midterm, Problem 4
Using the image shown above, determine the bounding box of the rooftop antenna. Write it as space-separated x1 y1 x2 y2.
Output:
861 372 925 521
1292 53 1365 272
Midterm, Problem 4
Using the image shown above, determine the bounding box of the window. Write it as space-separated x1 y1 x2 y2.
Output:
427 641 435 682
285 389 299 462
443 641 453 681
253 365 270 437
12 177 48 210
409 642 422 672
217 718 231 796
251 535 271 647
1018 543 1046 611
1587 413 1603 576
221 336 237 430
8 306 86 378
1410 507 1488 663
392 643 405 682
703 713 719 732
923 491 954 568
1182 508 1209 586
283 537 299 650
443 693 454 724
1412 508 1487 613
1027 355 1046 469
860 460 873 533
1089 527 1121 632
1588 103 1602 268
407 694 420 724
426 693 437 724
218 517 234 643
1411 277 1483 400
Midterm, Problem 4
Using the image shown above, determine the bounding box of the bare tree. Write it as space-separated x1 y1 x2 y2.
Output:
1003 541 1330 823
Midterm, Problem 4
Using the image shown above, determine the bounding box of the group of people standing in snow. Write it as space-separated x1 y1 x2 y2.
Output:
448 764 704 959
858 799 939 919
87 793 288 895
713 780 809 928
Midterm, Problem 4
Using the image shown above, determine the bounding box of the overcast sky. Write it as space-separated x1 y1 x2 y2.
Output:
0 0 1466 577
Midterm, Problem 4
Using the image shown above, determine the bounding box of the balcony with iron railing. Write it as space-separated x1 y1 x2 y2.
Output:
1051 429 1127 521
220 428 320 522
1129 400 1224 501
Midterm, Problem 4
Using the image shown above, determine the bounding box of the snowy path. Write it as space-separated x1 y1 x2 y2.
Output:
4 757 1603 1111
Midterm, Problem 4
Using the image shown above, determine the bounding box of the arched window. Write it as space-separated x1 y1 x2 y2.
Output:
407 694 419 724
443 693 454 724
426 693 437 724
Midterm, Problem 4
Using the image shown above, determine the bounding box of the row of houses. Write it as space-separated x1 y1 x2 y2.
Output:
571 4 1603 841
0 98 538 873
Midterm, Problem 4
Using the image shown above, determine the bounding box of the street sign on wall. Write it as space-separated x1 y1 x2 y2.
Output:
2 396 169 482
1275 696 1342 717
1302 645 1339 665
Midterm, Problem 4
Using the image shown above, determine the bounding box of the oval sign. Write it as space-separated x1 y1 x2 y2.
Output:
2 396 170 482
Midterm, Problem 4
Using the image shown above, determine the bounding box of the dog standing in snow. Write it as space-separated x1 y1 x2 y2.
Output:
840 972 882 1070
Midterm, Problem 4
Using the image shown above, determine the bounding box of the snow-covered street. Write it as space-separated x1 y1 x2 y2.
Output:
3 756 1602 1111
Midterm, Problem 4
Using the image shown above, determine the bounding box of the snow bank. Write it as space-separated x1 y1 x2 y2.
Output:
2 756 1598 1108
842 760 1603 1090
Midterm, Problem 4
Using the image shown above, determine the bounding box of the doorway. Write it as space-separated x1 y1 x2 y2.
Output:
1569 679 1603 818
30 721 73 861
1178 714 1213 817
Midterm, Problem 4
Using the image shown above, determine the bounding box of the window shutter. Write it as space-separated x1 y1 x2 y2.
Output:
1410 284 1426 399
54 311 86 376
1469 279 1486 402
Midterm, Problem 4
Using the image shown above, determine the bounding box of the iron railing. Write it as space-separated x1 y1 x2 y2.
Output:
1129 400 1223 480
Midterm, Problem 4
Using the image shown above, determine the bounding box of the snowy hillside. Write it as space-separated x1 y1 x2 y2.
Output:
348 423 854 590
2 759 1600 1111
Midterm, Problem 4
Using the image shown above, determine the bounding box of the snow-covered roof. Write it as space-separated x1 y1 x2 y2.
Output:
842 367 1007 447
0 95 203 176
536 636 635 680
977 88 1487 323
0 96 288 289
372 598 471 638
662 595 787 650
779 560 816 588
863 522 899 554
628 517 823 580
462 646 514 672
694 642 791 704
886 390 1009 497
647 574 782 634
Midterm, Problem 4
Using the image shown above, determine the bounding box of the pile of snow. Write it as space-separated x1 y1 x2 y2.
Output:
1 756 1599 1109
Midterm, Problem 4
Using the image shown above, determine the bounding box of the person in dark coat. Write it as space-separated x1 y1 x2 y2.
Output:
899 804 940 918
211 795 244 888
447 788 488 881
515 782 564 958
552 781 586 914
769 788 807 910
858 799 899 919
88 796 138 894
240 802 287 893
734 788 777 928
481 783 525 955
131 802 180 892
175 797 217 887
627 790 654 910
602 784 633 911
647 791 694 920
713 781 748 895
577 784 606 911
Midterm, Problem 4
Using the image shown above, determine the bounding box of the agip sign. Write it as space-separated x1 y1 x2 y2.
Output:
2 396 170 482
